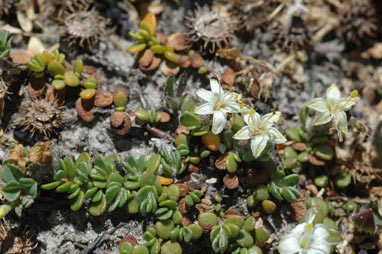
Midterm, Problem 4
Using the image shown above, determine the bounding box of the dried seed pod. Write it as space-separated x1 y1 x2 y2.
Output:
339 0 378 46
231 0 274 35
63 7 110 50
0 0 17 19
14 98 64 138
272 15 312 52
184 4 238 53
0 223 38 254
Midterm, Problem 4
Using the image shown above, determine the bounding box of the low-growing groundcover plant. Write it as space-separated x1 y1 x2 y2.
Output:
1 77 368 254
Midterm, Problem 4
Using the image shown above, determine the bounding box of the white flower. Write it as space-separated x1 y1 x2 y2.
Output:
233 111 286 158
278 213 331 254
306 83 359 141
194 79 241 134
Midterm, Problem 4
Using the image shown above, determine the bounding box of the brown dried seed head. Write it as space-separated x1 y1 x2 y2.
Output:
64 8 110 49
339 1 378 46
184 4 238 53
14 98 64 138
94 90 113 108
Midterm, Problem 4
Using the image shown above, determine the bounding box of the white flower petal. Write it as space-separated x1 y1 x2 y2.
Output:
339 96 360 111
268 127 287 144
335 111 348 134
312 111 332 126
194 103 214 115
210 79 223 95
262 111 281 124
196 88 213 102
306 98 327 112
250 135 267 158
326 83 341 101
247 112 261 126
211 110 227 134
233 126 252 140
278 236 302 254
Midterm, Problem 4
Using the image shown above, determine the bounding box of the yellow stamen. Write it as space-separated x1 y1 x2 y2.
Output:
249 109 255 115
234 94 239 100
305 223 313 230
351 90 358 98
240 103 244 109
301 239 307 248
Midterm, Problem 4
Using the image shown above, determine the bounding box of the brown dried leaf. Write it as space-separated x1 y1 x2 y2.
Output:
222 68 236 87
190 54 203 68
216 48 241 60
155 32 167 45
28 76 46 100
76 98 95 122
224 209 241 217
46 86 65 106
292 142 307 152
94 90 113 108
168 33 191 51
161 60 179 76
110 112 131 135
176 125 190 135
177 183 190 197
28 141 51 165
181 216 191 227
188 164 200 173
309 154 325 166
138 49 154 68
83 65 97 74
215 154 227 170
10 144 27 170
179 198 188 214
140 55 161 71
223 174 239 189
179 55 191 69
195 198 215 214
159 112 171 123
10 51 32 65
290 201 305 221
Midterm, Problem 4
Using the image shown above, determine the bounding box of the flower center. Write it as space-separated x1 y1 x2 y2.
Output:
299 223 314 249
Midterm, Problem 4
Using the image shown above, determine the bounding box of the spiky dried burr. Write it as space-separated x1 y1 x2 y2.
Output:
184 4 238 54
14 99 64 138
